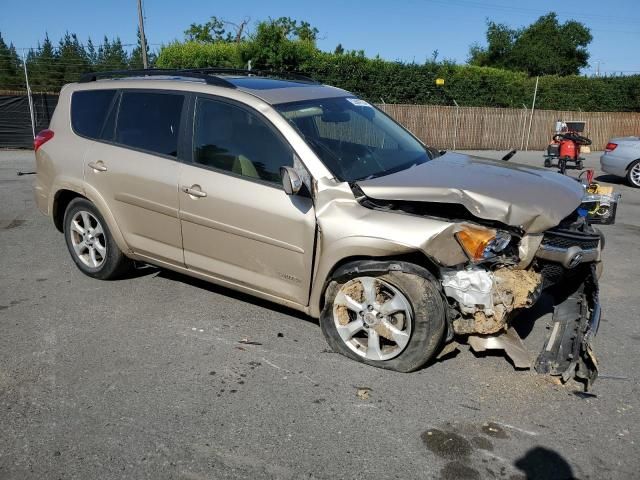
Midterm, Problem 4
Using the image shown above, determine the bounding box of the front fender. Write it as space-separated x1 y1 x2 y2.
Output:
308 236 417 318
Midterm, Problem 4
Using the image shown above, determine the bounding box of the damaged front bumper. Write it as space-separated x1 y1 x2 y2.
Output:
535 264 600 389
441 262 601 390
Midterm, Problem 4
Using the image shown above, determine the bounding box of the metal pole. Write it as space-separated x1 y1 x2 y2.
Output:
525 76 539 151
453 99 459 151
520 103 528 150
137 0 149 69
22 52 36 139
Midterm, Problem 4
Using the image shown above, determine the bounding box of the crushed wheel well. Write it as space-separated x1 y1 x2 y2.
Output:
52 190 86 232
318 252 441 313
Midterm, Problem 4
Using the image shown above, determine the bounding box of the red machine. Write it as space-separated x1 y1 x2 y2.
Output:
544 121 592 174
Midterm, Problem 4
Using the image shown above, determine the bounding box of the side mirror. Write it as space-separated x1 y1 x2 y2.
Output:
280 166 302 195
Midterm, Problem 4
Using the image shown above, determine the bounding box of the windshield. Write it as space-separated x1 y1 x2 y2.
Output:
276 97 431 182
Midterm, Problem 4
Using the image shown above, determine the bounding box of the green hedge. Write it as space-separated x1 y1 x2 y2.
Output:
156 42 640 112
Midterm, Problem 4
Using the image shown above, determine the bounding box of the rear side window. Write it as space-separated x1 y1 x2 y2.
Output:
115 91 184 157
71 90 117 140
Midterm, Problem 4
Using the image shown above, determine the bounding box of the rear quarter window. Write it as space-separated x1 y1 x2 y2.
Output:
115 91 184 158
71 90 117 140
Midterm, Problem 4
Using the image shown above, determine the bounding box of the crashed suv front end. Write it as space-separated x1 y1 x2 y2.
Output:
336 153 603 388
438 215 601 389
277 96 603 386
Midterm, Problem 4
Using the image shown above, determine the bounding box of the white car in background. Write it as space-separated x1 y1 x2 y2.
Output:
600 137 640 188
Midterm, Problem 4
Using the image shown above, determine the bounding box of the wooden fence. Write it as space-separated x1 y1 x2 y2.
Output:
377 104 640 151
1 90 639 150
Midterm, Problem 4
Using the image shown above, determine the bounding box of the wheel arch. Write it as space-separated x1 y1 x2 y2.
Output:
50 182 130 254
625 157 640 172
309 249 442 318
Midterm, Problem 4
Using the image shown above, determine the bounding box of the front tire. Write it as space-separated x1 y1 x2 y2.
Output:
320 264 446 372
626 159 640 188
63 198 132 280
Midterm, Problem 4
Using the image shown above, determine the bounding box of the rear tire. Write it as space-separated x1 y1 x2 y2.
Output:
544 158 552 168
63 198 132 280
320 263 446 372
626 159 640 188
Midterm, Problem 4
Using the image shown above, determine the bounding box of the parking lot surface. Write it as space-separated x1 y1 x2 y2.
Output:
1 149 639 479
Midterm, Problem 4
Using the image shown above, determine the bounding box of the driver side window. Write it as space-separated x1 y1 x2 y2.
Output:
193 97 294 184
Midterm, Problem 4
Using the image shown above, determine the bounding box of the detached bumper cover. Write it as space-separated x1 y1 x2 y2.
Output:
535 265 600 389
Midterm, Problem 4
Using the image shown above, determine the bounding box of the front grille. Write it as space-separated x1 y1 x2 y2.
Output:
538 261 590 289
541 229 600 251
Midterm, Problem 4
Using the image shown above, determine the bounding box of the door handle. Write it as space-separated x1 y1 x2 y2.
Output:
88 161 107 172
181 185 207 198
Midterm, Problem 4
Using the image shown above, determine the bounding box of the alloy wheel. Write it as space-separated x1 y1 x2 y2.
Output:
332 276 413 361
630 162 640 187
69 210 107 268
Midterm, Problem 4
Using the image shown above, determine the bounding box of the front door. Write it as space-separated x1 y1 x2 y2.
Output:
178 96 316 304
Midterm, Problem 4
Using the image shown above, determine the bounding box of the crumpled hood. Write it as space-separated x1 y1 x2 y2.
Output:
357 152 585 233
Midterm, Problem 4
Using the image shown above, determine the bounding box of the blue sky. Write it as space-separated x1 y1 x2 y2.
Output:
2 0 639 74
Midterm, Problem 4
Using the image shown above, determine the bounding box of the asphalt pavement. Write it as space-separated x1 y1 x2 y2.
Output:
1 149 638 480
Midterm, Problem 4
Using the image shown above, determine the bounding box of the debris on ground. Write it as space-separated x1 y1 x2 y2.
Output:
356 387 371 400
238 338 262 345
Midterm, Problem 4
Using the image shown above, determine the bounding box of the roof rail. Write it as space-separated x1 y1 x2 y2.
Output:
179 67 320 84
78 69 237 88
78 68 320 87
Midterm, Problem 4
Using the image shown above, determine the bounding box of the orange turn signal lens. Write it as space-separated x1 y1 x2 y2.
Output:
455 226 497 262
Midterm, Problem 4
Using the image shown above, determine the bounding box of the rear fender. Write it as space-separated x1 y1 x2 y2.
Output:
50 177 130 254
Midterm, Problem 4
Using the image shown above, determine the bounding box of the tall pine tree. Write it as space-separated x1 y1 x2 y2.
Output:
96 36 128 71
0 32 23 90
58 32 90 84
28 34 62 91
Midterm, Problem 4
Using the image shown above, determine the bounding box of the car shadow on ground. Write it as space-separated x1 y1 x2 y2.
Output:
595 173 626 186
155 267 316 324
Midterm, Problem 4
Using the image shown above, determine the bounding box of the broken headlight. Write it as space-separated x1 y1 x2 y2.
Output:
455 226 512 262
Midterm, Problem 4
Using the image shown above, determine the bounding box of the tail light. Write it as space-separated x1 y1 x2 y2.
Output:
34 129 54 152
605 142 617 152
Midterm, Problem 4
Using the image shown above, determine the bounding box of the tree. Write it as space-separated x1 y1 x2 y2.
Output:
185 16 251 43
185 16 231 42
0 32 23 90
242 19 318 71
334 43 344 55
58 32 90 84
96 36 128 71
27 34 62 91
86 38 98 65
469 13 592 76
129 27 156 68
270 17 319 43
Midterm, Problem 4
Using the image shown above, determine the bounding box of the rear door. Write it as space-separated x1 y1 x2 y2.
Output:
81 89 186 265
178 95 316 304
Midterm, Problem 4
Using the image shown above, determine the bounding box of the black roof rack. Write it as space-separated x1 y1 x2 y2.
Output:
78 69 237 88
181 68 320 84
78 68 320 88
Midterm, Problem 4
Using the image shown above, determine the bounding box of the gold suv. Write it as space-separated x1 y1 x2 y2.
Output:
34 69 603 384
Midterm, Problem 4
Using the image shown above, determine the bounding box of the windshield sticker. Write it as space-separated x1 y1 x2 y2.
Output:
346 98 372 108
